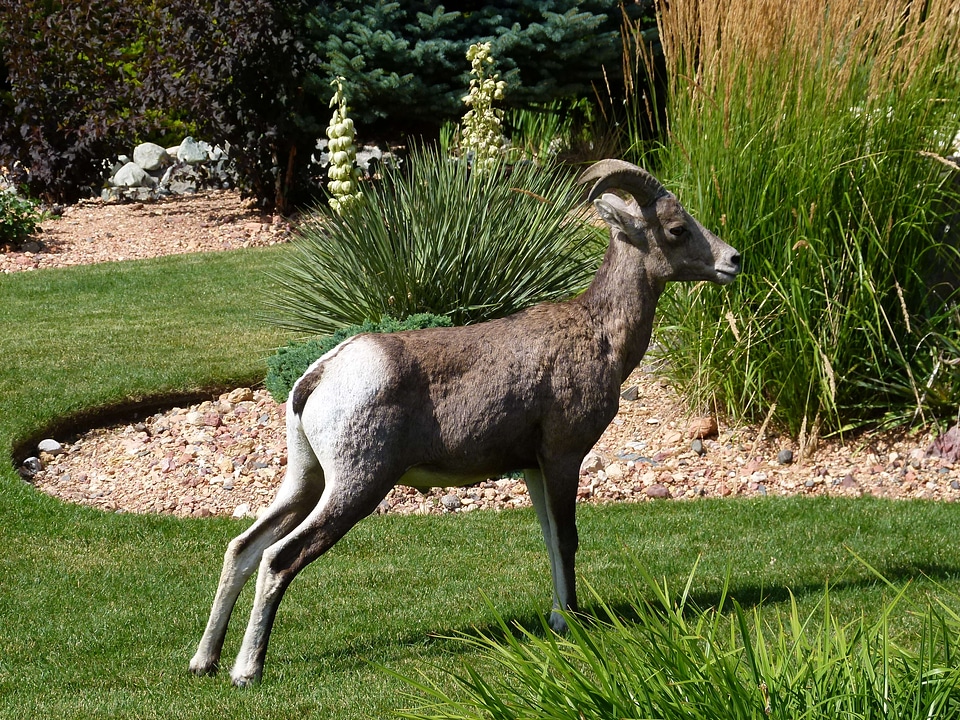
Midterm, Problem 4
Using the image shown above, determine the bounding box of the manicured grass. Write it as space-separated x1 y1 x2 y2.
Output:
1 247 958 718
0 249 287 457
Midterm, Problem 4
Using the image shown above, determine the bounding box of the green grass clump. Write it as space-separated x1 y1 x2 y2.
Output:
264 144 604 336
394 561 960 720
627 0 960 435
264 313 453 402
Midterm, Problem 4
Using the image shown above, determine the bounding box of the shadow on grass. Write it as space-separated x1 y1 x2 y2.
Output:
403 559 960 653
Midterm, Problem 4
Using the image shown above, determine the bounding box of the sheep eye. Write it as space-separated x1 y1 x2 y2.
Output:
668 225 686 238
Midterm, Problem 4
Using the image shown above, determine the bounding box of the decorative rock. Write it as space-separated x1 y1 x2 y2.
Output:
620 385 639 402
691 439 706 456
645 483 671 499
951 480 960 491
840 474 859 488
232 503 252 519
440 494 462 511
20 456 42 479
133 142 172 172
604 463 624 480
38 438 64 455
580 452 604 474
227 387 255 403
927 424 960 462
688 416 718 439
777 449 794 465
177 136 208 165
112 161 154 188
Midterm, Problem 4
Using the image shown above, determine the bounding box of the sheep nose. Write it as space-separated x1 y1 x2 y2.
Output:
730 253 742 271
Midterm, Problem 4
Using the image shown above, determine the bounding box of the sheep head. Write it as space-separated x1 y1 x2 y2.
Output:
579 160 741 286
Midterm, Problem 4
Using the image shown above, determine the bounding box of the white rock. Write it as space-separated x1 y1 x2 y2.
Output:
604 463 625 480
232 503 251 519
112 161 154 188
580 452 604 474
177 136 208 165
133 142 171 171
38 438 64 455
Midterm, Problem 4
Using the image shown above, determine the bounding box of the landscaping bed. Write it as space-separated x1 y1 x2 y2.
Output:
9 191 958 518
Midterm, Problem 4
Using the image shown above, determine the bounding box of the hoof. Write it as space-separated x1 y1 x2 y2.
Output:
231 666 263 688
548 610 570 634
189 655 219 677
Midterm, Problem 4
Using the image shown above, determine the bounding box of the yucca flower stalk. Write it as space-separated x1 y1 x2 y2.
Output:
325 76 361 213
460 42 507 170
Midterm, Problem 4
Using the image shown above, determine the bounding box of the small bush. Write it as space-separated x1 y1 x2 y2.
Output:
0 190 44 246
265 145 604 336
265 313 452 403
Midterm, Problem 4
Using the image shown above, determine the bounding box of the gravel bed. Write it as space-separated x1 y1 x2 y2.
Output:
1 189 290 274
9 190 960 517
26 377 960 519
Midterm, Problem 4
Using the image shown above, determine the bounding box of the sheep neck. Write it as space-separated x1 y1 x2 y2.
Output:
575 234 663 383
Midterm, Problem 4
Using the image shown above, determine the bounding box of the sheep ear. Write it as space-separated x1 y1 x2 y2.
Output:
593 195 638 233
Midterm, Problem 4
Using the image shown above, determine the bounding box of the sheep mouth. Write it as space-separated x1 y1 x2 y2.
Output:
714 269 741 284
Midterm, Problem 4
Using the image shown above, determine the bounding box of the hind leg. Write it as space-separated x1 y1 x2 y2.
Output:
190 424 325 676
229 468 393 686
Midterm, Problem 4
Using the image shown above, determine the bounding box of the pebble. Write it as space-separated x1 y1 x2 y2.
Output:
440 494 462 511
777 449 794 465
691 439 706 456
645 484 671 499
688 416 718 439
38 438 64 455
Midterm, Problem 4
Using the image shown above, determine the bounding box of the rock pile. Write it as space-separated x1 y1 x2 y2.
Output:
103 137 235 202
102 135 398 204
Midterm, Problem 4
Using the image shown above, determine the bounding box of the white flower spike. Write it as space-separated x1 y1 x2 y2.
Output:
325 77 362 213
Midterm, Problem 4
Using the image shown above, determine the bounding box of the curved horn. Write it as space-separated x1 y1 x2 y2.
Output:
577 159 667 207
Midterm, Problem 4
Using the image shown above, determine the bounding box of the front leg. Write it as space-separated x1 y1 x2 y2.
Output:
524 456 581 633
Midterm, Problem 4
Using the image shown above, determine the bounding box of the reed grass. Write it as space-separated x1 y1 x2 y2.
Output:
392 560 960 720
626 0 960 436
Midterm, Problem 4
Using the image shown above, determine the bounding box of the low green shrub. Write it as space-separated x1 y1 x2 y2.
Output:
0 190 45 246
264 313 452 403
394 564 960 720
264 144 604 336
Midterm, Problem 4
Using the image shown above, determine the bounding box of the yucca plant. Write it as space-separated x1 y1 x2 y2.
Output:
625 0 960 437
393 563 960 720
265 145 604 336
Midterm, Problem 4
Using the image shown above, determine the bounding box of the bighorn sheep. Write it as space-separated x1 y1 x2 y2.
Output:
189 159 741 686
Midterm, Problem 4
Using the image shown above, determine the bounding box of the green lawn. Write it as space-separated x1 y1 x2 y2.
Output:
1 248 958 718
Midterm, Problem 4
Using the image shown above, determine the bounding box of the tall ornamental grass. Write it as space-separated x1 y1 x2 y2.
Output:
395 564 960 720
629 0 960 438
265 145 603 335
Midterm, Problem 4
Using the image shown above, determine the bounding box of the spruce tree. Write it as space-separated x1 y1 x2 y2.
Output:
307 0 638 137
